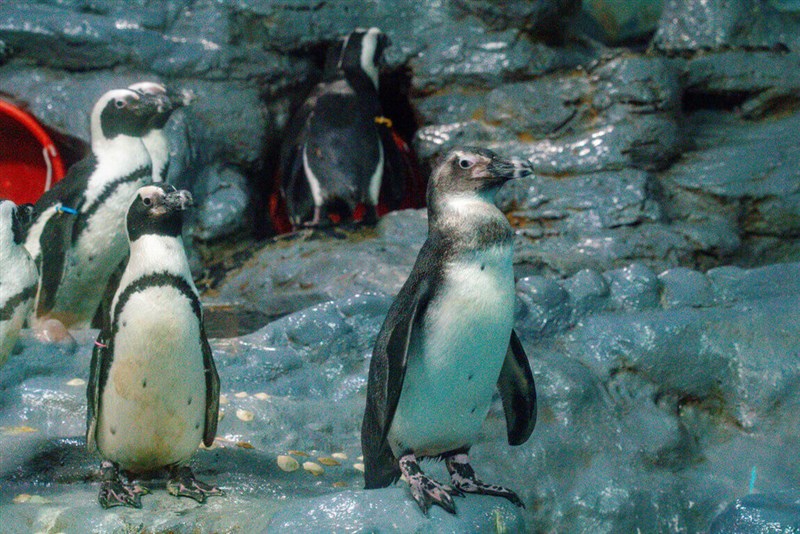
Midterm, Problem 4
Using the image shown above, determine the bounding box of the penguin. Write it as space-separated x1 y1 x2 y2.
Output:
278 27 404 227
86 184 222 509
23 88 164 335
128 81 194 182
0 200 37 366
361 147 537 515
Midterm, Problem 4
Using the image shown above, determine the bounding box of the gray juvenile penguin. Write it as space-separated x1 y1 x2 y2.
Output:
0 200 37 366
86 184 222 509
362 147 537 515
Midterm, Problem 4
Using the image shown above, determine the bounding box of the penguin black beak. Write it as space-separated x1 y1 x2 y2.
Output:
163 189 193 212
488 156 535 182
167 88 196 108
130 92 164 118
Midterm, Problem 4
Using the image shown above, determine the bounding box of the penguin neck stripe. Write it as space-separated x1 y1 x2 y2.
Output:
111 271 201 332
76 166 151 239
0 284 36 322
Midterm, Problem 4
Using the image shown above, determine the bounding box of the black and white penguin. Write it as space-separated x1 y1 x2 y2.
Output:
128 81 194 182
23 88 163 335
0 200 37 366
86 184 222 508
278 27 404 227
361 147 537 515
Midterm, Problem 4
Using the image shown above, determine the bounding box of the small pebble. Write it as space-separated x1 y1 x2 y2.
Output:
353 463 365 473
332 481 347 488
219 394 229 405
235 391 248 398
288 450 309 457
357 455 364 461
236 441 255 449
332 452 348 460
66 378 85 386
1 426 38 435
236 409 254 422
317 457 340 466
254 392 271 400
277 455 299 472
13 494 50 504
303 461 324 476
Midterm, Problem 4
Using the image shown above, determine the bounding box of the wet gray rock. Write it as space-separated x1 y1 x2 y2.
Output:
578 0 665 43
452 0 579 36
4 260 800 532
190 165 250 242
653 0 800 52
709 491 800 533
210 209 428 319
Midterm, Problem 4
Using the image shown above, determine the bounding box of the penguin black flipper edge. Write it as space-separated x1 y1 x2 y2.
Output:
497 329 537 446
86 330 109 453
201 323 220 447
362 260 437 489
36 209 75 316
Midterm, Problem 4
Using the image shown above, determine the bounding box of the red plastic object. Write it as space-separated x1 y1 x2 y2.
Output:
0 99 66 205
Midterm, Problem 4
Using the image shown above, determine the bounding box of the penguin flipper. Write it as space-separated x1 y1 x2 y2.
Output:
86 331 109 452
362 274 433 489
497 329 537 446
36 208 75 316
201 325 220 447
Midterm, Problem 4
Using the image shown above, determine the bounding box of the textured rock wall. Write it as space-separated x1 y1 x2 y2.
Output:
2 0 797 275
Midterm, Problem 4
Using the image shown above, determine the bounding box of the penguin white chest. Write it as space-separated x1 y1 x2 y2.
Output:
389 245 515 457
97 286 206 472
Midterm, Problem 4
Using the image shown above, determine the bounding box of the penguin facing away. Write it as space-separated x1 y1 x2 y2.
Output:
86 184 222 509
279 27 402 227
361 147 537 515
23 88 163 335
0 200 37 366
128 81 194 182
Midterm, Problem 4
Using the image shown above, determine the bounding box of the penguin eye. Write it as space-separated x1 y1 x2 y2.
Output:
115 99 127 109
142 196 152 206
459 158 474 169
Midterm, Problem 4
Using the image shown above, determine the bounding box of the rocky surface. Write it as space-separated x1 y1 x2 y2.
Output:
3 259 800 532
0 0 797 274
2 0 800 532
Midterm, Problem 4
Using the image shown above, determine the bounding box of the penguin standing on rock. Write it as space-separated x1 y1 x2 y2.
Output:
128 81 194 182
361 147 537 515
23 88 164 337
0 200 37 366
86 184 222 509
278 27 404 227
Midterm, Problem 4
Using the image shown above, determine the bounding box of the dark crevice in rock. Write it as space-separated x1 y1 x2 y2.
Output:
681 90 759 114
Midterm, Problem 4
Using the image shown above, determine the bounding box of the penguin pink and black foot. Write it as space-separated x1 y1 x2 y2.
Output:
166 465 225 504
399 454 461 515
98 461 150 509
444 453 524 507
361 148 537 515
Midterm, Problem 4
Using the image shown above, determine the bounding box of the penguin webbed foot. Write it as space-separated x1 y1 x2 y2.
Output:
399 453 458 515
445 453 524 508
98 461 150 509
166 465 224 504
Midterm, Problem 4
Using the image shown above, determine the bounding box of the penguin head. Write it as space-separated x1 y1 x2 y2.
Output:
126 184 193 242
0 200 34 247
337 27 389 89
91 88 164 143
129 81 195 130
428 147 534 205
